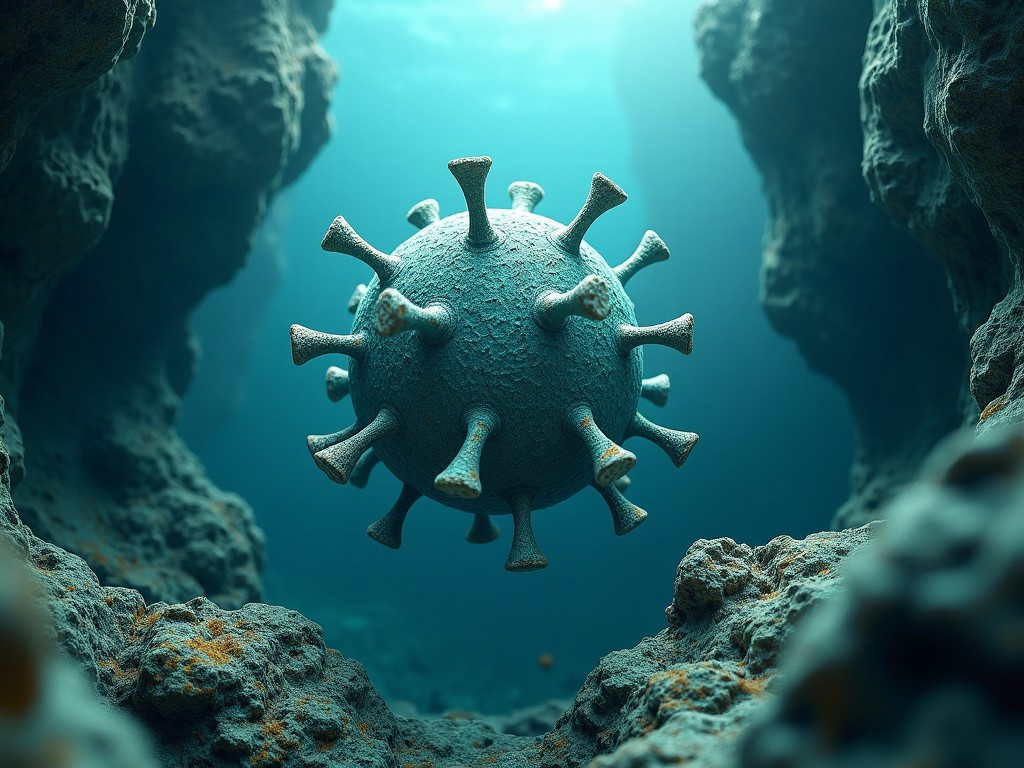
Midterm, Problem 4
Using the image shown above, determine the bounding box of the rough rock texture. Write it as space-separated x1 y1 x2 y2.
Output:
0 543 160 768
0 0 155 173
739 428 1024 767
4 378 884 767
861 0 1024 437
532 527 875 768
0 0 337 606
694 0 967 530
859 0 1007 345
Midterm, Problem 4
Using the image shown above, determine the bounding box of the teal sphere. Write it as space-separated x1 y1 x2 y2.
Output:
349 208 643 515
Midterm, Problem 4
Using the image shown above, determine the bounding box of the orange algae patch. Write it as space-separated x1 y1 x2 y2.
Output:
185 633 244 665
99 658 138 681
980 394 1008 422
738 674 769 697
205 618 227 637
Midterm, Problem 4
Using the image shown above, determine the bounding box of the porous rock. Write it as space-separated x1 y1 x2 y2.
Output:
694 0 966 530
532 526 875 767
739 428 1024 767
2 0 338 606
0 0 155 173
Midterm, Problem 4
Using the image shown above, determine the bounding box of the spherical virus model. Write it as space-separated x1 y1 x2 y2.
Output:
290 156 698 571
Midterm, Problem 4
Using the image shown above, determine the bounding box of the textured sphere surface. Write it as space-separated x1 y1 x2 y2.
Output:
349 208 642 514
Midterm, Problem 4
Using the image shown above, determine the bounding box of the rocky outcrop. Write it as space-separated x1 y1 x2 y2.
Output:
693 0 967 530
739 428 1024 767
0 0 154 173
3 380 879 767
0 0 337 606
532 527 875 767
861 0 1024 437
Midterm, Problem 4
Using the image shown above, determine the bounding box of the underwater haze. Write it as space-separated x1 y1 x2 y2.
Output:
181 0 855 713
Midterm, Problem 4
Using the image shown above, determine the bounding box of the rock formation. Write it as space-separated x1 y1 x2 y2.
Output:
2 383 880 767
0 0 337 606
4 1 1024 766
739 428 1024 768
693 0 967 530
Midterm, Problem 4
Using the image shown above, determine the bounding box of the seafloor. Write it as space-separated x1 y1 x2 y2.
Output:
2 1 1023 766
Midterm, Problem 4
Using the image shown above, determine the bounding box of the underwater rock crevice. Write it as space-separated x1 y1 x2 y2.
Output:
1 0 338 606
694 0 988 530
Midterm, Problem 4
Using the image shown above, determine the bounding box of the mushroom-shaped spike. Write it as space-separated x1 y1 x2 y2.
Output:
291 324 366 364
641 374 671 407
618 313 693 356
565 404 636 486
313 407 401 484
448 156 500 248
348 284 366 314
614 230 670 286
349 449 380 489
466 513 500 544
508 181 544 212
627 413 698 467
614 475 632 492
534 275 610 330
435 405 501 499
552 172 627 256
306 422 360 456
367 484 421 549
592 481 647 535
325 366 350 402
321 215 401 284
375 288 453 343
505 491 547 571
407 198 440 230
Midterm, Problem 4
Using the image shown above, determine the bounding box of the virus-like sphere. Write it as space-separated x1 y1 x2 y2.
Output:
290 157 697 571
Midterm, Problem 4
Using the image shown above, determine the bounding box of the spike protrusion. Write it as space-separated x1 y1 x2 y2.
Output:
552 172 627 256
593 481 648 536
325 366 350 402
627 413 698 467
641 374 671 407
349 449 380 489
406 198 440 230
348 284 366 314
435 405 501 499
448 156 500 248
614 230 670 286
375 287 453 343
313 407 401 484
565 404 636 486
508 181 544 212
321 215 401 284
466 513 500 544
534 275 611 330
614 475 632 493
618 313 694 356
505 491 547 571
367 484 421 549
306 422 360 456
291 324 366 365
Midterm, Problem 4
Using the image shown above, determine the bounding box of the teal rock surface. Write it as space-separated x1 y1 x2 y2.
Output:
739 428 1024 767
1 0 338 606
693 0 966 530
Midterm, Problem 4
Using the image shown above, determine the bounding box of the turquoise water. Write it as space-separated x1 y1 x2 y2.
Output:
182 0 854 713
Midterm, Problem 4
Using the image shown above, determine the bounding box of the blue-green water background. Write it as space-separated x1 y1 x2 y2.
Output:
181 0 854 713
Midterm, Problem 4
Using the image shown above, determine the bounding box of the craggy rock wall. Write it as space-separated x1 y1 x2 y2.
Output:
6 355 1022 767
0 0 336 607
694 0 967 530
861 0 1024 435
